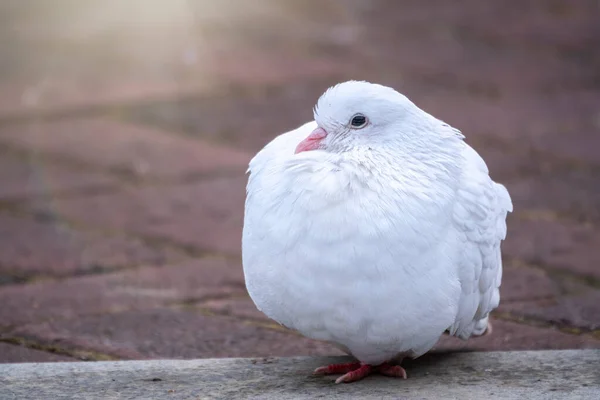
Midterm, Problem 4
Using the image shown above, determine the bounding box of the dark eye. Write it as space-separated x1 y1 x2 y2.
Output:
350 114 367 128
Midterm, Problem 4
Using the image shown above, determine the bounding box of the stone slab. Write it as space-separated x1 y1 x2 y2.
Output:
0 350 598 399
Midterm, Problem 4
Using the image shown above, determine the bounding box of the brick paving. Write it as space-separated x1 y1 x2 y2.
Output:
0 0 599 363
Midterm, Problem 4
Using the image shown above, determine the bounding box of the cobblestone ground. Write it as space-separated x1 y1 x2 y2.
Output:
0 0 599 362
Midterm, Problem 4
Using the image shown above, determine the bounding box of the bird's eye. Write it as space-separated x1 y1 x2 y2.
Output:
350 114 368 128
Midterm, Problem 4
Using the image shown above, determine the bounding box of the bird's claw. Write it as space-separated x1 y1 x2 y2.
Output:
314 361 407 383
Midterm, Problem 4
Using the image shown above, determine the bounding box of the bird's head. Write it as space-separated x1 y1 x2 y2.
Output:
295 80 458 156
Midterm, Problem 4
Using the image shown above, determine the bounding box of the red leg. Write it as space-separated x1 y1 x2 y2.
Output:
378 362 407 379
313 362 361 376
335 364 373 384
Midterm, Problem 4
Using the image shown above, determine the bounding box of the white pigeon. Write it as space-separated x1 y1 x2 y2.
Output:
242 81 513 384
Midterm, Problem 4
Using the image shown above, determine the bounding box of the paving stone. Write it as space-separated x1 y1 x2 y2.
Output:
345 0 599 95
123 79 338 153
0 119 251 179
411 90 600 163
13 308 344 360
0 151 117 200
124 80 599 171
198 268 562 324
467 144 539 181
0 213 184 279
16 309 593 363
198 296 268 322
500 265 560 303
0 259 245 329
521 91 600 165
503 218 600 280
435 319 599 352
462 0 600 50
0 342 75 363
505 171 600 223
28 177 247 256
502 290 600 332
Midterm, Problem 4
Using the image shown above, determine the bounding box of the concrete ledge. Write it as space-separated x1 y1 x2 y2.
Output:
1 350 598 399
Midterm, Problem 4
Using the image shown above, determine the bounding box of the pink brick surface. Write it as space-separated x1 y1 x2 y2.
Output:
0 259 245 329
13 308 344 360
0 213 183 278
28 177 247 256
0 119 251 179
0 152 117 200
504 218 600 280
435 319 598 352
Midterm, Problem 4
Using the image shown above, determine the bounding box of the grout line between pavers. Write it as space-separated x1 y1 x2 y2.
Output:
0 139 248 192
168 292 250 308
171 302 302 337
511 209 596 228
0 290 249 340
500 295 558 305
491 311 600 339
0 207 240 261
0 336 120 362
0 75 347 128
0 185 124 213
467 133 600 177
504 256 600 290
3 73 599 180
451 24 600 67
0 92 215 128
0 261 162 288
0 212 242 289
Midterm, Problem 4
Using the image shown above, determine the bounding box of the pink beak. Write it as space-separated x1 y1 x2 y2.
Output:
294 127 328 154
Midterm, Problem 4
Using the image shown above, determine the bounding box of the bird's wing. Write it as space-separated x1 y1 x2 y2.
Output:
448 144 513 339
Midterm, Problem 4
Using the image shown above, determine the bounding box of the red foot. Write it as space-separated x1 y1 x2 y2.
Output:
313 361 408 384
335 364 373 384
378 362 407 379
313 362 361 375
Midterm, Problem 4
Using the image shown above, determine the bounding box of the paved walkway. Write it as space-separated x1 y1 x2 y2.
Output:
0 1 599 363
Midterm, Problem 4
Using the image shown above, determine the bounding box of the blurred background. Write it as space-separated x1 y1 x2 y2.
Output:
0 0 598 363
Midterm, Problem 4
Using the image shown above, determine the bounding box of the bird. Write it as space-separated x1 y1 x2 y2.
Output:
242 81 513 384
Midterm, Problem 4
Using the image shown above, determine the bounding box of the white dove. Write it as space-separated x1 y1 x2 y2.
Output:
242 81 512 384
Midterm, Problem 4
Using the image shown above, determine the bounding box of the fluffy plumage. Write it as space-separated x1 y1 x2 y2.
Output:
242 81 512 382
